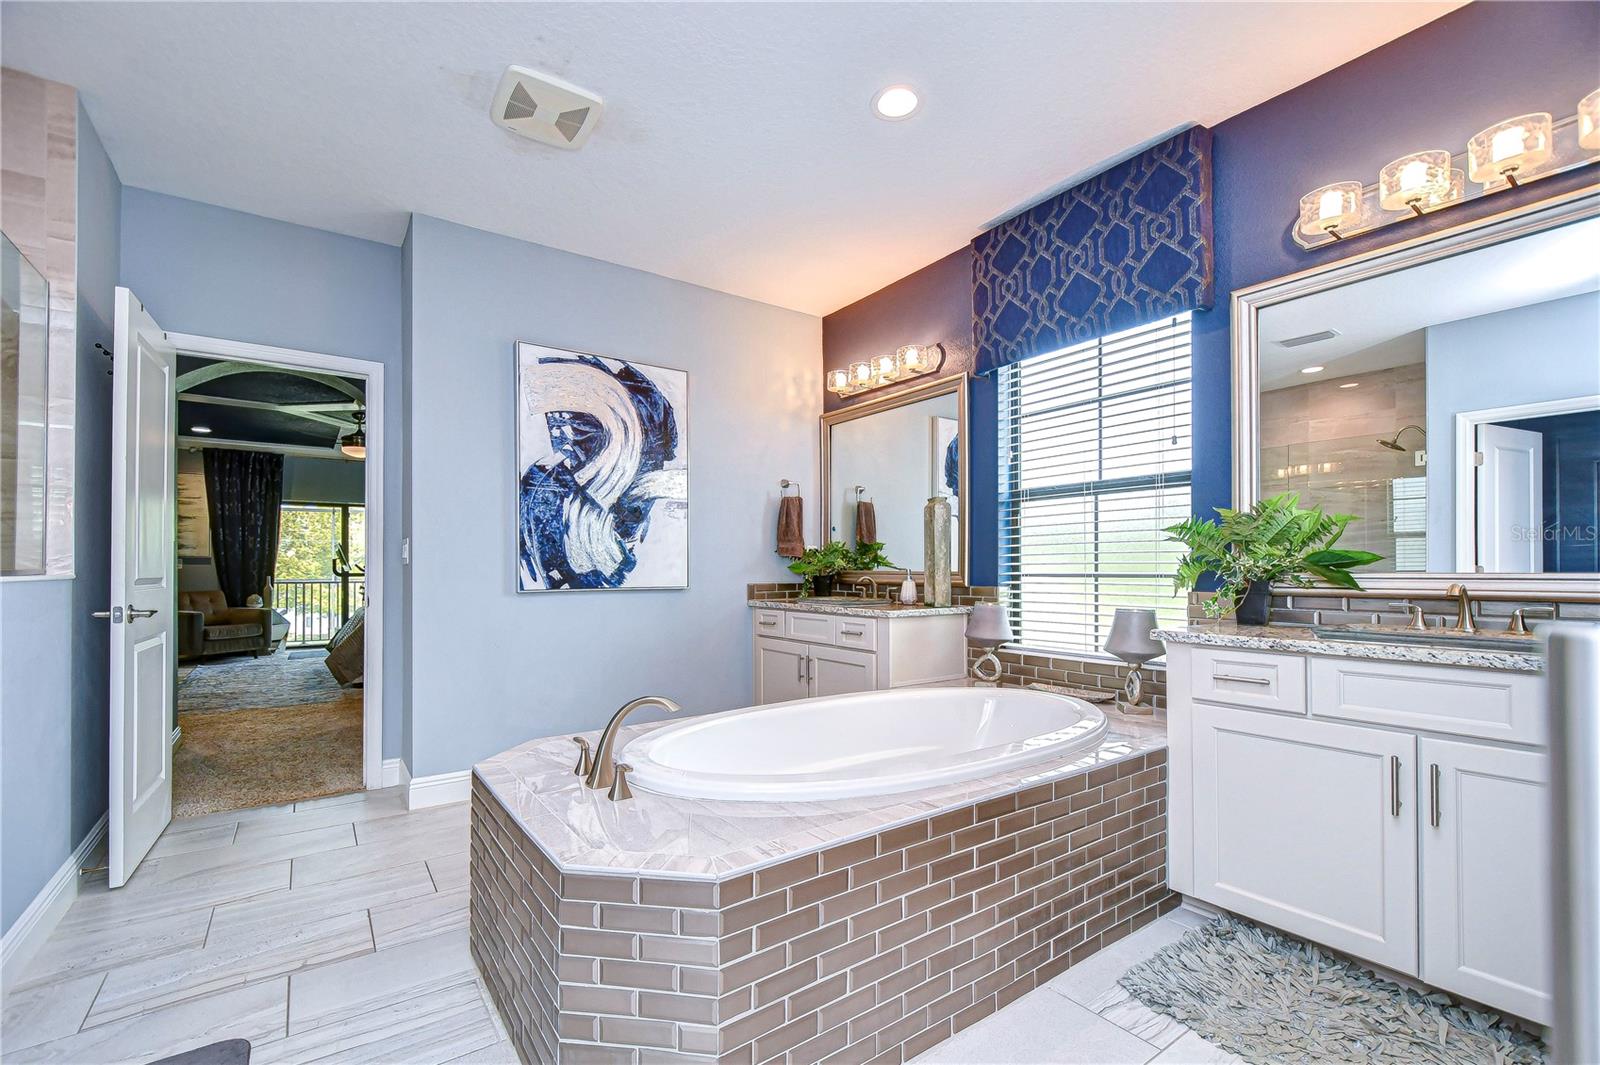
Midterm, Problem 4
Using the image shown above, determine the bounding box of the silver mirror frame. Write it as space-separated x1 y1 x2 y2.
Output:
1232 186 1600 598
821 373 970 583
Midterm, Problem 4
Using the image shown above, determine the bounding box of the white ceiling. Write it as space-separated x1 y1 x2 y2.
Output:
3 2 1463 316
1259 217 1600 389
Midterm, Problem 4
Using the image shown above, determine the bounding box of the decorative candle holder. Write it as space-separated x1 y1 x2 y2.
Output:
1105 608 1164 714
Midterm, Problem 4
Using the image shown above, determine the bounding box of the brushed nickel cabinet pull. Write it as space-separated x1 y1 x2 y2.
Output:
1429 763 1441 827
1213 673 1271 686
1390 755 1403 817
758 618 777 627
842 627 863 636
797 654 806 683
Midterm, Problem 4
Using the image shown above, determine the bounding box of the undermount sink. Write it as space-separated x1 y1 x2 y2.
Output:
1309 624 1543 654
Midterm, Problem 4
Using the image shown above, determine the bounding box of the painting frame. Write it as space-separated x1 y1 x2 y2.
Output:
514 341 690 593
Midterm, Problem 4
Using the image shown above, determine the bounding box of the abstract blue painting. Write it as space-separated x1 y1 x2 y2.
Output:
516 343 689 592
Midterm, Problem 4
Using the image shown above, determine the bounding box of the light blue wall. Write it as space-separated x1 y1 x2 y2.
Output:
1 101 120 934
405 214 820 778
1424 291 1600 569
119 188 406 758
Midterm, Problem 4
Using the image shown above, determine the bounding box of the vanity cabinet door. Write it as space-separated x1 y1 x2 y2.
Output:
1419 738 1552 1024
1192 703 1419 974
809 645 877 698
754 636 812 705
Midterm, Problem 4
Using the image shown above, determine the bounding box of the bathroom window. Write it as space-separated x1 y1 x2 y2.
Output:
998 313 1192 656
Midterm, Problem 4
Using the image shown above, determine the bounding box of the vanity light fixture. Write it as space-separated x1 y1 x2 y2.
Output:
1581 88 1600 150
872 85 920 121
1293 96 1598 251
1467 113 1554 188
826 343 946 397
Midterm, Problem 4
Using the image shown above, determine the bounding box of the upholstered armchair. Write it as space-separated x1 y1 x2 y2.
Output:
177 590 273 659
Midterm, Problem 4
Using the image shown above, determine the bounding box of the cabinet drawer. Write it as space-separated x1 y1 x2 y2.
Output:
753 609 785 635
1190 647 1307 714
783 611 834 644
1310 658 1546 745
833 617 877 651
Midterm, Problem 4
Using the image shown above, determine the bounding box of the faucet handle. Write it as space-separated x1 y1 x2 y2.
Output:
1507 606 1555 635
1387 603 1427 630
607 763 634 802
571 736 594 778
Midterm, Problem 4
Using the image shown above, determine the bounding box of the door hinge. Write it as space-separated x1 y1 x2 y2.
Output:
1472 451 1485 466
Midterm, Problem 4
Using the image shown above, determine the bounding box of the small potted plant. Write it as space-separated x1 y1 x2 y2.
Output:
1165 492 1382 625
788 541 896 596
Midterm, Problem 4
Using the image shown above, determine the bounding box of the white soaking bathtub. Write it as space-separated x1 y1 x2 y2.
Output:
621 687 1108 802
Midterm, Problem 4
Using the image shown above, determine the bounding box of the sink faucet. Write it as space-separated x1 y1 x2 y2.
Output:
1446 583 1478 634
851 574 880 599
582 695 681 791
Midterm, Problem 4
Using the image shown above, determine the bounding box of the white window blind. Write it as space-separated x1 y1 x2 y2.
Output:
998 313 1193 656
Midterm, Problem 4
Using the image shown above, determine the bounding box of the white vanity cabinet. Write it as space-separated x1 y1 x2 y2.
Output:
1167 641 1552 1024
750 605 966 704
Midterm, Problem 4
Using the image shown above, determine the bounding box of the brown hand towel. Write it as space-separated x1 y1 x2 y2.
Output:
855 500 877 546
777 495 805 558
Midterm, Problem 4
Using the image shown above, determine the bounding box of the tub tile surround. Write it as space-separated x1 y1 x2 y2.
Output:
1155 621 1543 673
470 718 1173 1063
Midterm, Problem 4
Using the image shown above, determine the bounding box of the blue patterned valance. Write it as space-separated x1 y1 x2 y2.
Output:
973 126 1214 375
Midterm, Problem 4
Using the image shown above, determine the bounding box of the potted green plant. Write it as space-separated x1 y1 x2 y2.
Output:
788 540 896 596
1165 492 1383 625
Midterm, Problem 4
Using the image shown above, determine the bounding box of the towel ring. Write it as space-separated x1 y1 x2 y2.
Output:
780 479 801 496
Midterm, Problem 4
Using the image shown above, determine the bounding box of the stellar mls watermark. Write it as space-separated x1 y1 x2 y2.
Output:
1511 524 1599 543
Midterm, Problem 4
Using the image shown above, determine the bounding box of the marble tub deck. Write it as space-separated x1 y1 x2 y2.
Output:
1154 621 1544 673
472 709 1166 881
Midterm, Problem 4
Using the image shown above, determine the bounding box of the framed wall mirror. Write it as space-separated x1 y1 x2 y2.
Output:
1233 189 1600 595
821 374 968 582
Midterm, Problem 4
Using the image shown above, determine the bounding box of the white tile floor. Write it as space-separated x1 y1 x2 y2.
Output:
2 787 1235 1065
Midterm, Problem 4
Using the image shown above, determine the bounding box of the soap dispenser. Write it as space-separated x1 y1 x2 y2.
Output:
898 569 916 605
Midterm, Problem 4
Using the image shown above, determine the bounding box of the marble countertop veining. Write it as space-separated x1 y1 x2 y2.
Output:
1153 622 1544 673
747 598 971 618
472 710 1166 882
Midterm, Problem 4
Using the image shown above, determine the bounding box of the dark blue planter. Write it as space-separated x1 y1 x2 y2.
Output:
1236 582 1271 626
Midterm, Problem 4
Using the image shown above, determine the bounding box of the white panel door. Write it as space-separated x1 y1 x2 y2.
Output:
108 288 177 888
809 645 877 699
754 636 810 705
1420 738 1553 1023
1193 703 1418 973
1475 423 1543 573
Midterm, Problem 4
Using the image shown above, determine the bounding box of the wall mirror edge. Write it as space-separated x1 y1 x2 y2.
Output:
820 372 970 584
1231 186 1600 599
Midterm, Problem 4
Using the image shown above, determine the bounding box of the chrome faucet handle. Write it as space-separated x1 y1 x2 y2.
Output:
1508 606 1555 635
571 736 594 778
607 763 634 802
1387 603 1427 630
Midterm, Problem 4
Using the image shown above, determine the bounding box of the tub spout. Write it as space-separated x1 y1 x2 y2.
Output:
585 696 682 791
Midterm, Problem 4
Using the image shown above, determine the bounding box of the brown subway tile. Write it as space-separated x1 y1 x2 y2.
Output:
821 837 877 874
791 921 851 963
753 905 821 950
791 870 851 909
561 983 636 1016
821 884 878 924
755 1013 820 1060
640 878 719 910
565 873 638 904
599 958 677 991
562 927 637 960
880 821 931 853
754 958 819 1008
639 934 718 967
755 854 820 896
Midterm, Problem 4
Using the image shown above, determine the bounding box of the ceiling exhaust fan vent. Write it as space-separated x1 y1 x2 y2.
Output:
490 66 603 150
1276 329 1342 348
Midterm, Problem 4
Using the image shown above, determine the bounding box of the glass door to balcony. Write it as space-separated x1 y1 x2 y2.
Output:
274 502 365 646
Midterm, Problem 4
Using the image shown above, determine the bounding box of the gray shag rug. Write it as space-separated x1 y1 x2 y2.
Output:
1119 915 1547 1065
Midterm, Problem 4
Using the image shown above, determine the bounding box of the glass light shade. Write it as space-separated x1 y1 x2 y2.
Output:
1580 88 1600 151
872 353 900 383
965 603 1013 647
1298 181 1363 238
897 344 927 374
826 368 852 395
1378 150 1454 213
1467 113 1554 186
849 361 873 388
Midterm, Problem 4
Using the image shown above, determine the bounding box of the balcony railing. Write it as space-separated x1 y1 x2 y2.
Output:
272 577 365 646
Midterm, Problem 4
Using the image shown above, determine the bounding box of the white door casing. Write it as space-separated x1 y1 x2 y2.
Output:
1475 423 1544 573
109 288 177 888
1192 703 1419 974
1420 737 1553 1024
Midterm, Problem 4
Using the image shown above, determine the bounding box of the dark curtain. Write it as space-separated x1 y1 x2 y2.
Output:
203 449 284 607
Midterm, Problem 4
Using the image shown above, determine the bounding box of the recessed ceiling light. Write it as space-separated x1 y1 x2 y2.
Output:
190 425 213 434
872 85 919 121
1339 381 1360 389
1301 365 1325 375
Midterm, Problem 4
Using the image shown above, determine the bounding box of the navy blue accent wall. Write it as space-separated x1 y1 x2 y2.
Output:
821 1 1600 589
1499 411 1600 574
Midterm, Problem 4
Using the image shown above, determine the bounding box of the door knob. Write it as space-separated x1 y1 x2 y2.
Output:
127 606 159 619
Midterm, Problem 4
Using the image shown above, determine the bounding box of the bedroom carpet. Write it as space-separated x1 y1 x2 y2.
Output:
174 649 364 817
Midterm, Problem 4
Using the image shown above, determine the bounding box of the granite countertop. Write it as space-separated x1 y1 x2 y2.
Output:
747 598 971 618
472 709 1165 881
1154 622 1544 673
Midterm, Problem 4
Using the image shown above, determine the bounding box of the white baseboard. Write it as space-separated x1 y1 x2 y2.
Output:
2 813 108 986
408 769 471 810
381 757 410 789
